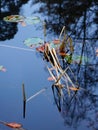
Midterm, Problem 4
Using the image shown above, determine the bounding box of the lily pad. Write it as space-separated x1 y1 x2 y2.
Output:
49 39 61 49
24 16 41 25
24 37 44 48
3 15 25 22
64 54 89 64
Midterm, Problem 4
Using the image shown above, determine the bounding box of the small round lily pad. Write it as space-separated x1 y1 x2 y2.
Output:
3 15 25 22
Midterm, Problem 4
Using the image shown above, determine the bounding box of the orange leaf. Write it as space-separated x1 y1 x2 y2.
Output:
36 45 45 53
69 87 79 91
47 77 55 81
20 21 26 26
53 39 60 44
96 49 98 56
96 49 98 53
59 52 66 56
6 122 22 128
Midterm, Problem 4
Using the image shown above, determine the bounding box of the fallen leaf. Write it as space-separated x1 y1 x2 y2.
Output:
6 122 22 128
0 66 6 72
20 21 26 26
47 77 55 81
96 48 98 56
36 45 45 53
59 52 66 56
96 49 98 53
69 87 80 91
53 39 60 44
1 67 6 72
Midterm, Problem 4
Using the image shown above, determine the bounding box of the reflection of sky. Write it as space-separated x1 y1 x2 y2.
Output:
0 2 67 130
0 1 98 130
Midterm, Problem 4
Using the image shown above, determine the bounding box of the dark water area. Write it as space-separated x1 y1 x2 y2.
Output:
0 0 98 130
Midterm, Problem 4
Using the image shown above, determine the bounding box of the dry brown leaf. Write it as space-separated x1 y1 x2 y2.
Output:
69 87 80 91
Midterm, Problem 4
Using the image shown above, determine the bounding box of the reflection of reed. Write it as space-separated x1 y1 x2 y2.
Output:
22 83 47 118
22 83 26 118
52 83 98 129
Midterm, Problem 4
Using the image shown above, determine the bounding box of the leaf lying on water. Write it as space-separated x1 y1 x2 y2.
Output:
3 15 25 22
6 122 22 128
0 120 22 129
36 45 45 53
59 52 67 56
47 76 55 81
69 87 80 91
24 37 44 48
0 65 6 72
24 16 41 25
53 39 60 44
96 48 98 56
20 21 26 26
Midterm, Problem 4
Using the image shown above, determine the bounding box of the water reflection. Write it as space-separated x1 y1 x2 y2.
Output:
52 84 98 130
32 0 98 42
0 0 98 130
41 29 98 130
0 0 29 41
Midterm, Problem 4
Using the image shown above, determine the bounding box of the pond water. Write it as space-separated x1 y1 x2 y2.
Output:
0 0 98 130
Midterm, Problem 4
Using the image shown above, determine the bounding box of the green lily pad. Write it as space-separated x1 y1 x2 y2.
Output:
0 65 3 70
24 16 41 25
3 15 25 22
24 37 44 48
64 54 89 64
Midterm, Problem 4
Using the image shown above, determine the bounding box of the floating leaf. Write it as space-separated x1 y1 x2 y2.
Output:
6 122 22 128
20 21 26 26
49 42 58 49
59 52 66 56
3 15 25 22
67 37 74 53
64 54 73 63
24 37 44 48
3 15 41 27
36 45 45 53
96 48 98 56
59 40 66 53
0 65 3 70
24 16 41 25
47 76 55 81
73 55 89 64
0 120 22 129
64 54 90 64
69 87 80 91
0 65 6 72
53 39 60 44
